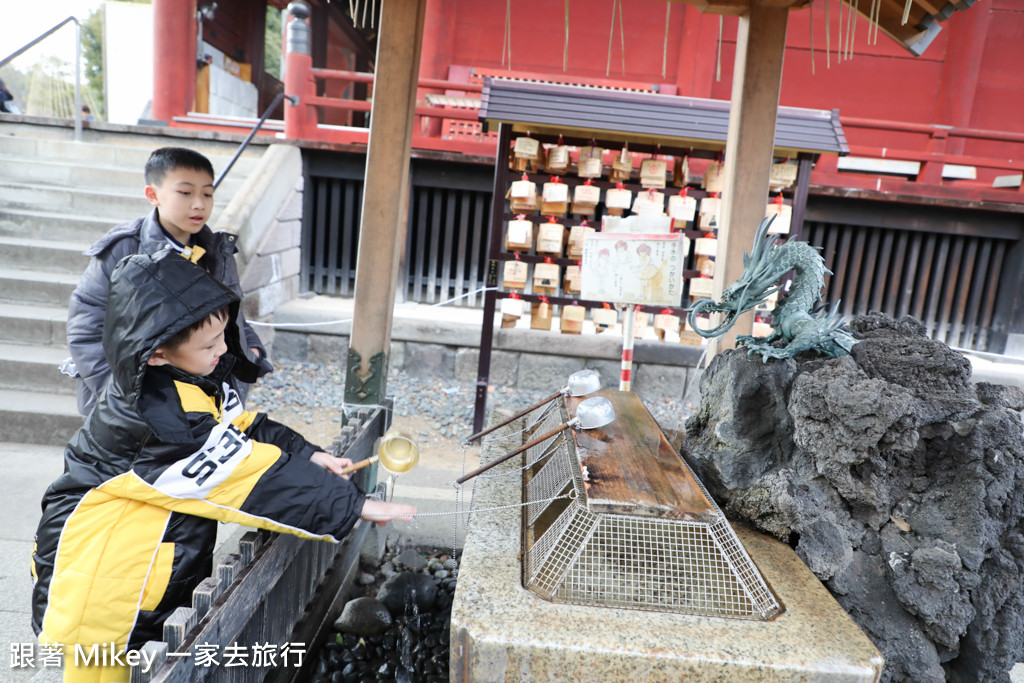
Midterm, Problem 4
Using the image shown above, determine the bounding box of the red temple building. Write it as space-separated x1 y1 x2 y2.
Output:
150 0 1024 354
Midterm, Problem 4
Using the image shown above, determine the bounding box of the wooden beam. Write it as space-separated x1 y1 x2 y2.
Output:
711 3 789 355
347 0 427 403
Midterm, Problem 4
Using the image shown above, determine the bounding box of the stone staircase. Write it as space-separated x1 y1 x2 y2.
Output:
0 120 266 445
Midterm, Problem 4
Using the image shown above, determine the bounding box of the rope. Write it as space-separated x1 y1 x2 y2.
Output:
715 16 723 82
825 0 831 69
837 0 843 64
564 0 570 72
362 489 577 521
502 0 512 68
809 1 815 75
249 287 499 328
846 0 856 60
662 2 670 79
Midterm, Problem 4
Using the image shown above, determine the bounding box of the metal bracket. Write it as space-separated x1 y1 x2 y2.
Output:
345 348 386 404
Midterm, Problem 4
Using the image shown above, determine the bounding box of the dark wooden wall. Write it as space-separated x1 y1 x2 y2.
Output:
300 152 1024 354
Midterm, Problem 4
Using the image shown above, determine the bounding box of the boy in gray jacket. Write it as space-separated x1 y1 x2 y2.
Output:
65 147 271 415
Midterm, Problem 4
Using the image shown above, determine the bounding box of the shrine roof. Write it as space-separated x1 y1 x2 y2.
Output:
479 78 849 157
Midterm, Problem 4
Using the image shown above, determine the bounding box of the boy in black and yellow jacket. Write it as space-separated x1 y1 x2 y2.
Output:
32 250 414 683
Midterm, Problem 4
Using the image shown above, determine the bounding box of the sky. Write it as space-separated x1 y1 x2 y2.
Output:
1 0 105 67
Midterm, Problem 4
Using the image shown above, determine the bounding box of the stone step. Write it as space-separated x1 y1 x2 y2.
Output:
0 343 74 394
0 135 263 179
0 236 90 275
0 268 79 307
0 207 114 242
0 388 80 446
0 153 247 198
0 303 67 346
0 180 151 221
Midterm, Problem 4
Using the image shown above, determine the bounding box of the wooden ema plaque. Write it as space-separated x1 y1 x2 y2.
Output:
564 388 716 520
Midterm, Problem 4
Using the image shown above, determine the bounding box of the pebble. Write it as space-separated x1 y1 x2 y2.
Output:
248 363 694 438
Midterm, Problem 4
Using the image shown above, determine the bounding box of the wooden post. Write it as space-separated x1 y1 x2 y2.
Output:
346 0 427 405
711 5 789 356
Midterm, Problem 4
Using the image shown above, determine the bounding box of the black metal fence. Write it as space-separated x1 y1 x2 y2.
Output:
803 195 1024 352
300 152 1024 353
301 151 493 305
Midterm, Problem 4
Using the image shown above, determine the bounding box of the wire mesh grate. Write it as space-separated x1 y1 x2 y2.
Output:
519 401 783 620
525 441 574 527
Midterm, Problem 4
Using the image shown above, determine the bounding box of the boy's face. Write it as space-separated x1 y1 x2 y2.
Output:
147 314 228 377
144 167 215 245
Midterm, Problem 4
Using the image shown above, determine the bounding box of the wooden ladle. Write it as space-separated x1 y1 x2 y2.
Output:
456 396 615 485
463 369 603 444
339 429 420 476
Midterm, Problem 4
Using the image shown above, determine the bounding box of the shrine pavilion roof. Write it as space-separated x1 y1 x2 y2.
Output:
479 78 849 157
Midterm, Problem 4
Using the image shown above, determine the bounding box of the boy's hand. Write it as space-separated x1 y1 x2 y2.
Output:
310 451 354 477
360 499 417 527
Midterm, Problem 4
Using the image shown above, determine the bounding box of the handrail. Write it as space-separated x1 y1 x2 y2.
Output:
841 115 1024 145
213 91 297 190
0 15 82 142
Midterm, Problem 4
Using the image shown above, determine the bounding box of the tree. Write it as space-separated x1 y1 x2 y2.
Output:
81 7 104 119
81 0 152 120
265 6 282 81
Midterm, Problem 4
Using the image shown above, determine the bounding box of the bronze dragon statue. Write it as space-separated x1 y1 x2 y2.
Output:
686 215 857 361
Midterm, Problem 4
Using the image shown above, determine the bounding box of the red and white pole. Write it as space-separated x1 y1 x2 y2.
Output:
620 304 636 391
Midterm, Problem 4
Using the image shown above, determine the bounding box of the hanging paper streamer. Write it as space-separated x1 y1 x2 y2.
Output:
606 0 626 76
564 0 570 71
662 3 671 79
502 0 512 68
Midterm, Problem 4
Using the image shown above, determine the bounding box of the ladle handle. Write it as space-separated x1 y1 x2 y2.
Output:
464 390 562 443
456 423 569 485
338 454 378 476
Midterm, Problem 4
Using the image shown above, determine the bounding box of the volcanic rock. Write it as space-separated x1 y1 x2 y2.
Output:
681 313 1024 682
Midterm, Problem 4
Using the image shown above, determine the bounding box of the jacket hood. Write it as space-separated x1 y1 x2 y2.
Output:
103 250 260 405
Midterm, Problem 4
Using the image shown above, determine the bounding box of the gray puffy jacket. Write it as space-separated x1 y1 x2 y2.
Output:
66 208 271 415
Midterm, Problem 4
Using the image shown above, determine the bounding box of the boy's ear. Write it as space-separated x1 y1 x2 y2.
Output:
147 348 171 367
144 184 160 206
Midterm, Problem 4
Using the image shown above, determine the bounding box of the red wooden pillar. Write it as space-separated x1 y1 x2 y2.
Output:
152 0 197 123
283 4 317 140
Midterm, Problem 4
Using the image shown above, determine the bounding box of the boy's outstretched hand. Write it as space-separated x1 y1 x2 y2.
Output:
360 499 418 527
310 451 354 477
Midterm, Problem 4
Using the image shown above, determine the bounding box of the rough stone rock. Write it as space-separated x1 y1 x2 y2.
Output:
681 313 1024 682
377 572 438 616
976 382 1024 411
392 549 428 572
334 597 393 635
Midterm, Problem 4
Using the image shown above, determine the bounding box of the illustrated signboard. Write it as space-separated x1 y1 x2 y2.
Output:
580 233 688 307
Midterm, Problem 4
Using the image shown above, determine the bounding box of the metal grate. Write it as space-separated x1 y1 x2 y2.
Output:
520 402 783 620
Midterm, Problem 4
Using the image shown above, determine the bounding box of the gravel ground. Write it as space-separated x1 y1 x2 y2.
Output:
248 360 695 447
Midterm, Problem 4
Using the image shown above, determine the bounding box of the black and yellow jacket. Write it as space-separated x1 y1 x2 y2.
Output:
32 251 364 650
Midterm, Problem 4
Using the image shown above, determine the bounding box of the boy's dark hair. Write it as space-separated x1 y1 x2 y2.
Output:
161 305 230 351
144 147 215 186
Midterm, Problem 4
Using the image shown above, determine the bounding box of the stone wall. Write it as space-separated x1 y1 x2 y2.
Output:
215 143 304 323
270 327 705 408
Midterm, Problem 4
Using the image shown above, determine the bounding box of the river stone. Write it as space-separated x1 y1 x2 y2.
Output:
333 597 393 635
377 572 438 616
681 313 1024 682
392 549 428 572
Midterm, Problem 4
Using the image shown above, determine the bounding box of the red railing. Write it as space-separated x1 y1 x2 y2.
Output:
283 52 497 157
811 116 1024 205
281 54 1024 205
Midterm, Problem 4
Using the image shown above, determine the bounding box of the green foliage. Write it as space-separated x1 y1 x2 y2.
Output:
82 8 104 118
81 0 151 120
0 65 30 107
265 6 282 80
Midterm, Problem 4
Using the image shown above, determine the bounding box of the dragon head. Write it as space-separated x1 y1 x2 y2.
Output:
686 216 783 338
